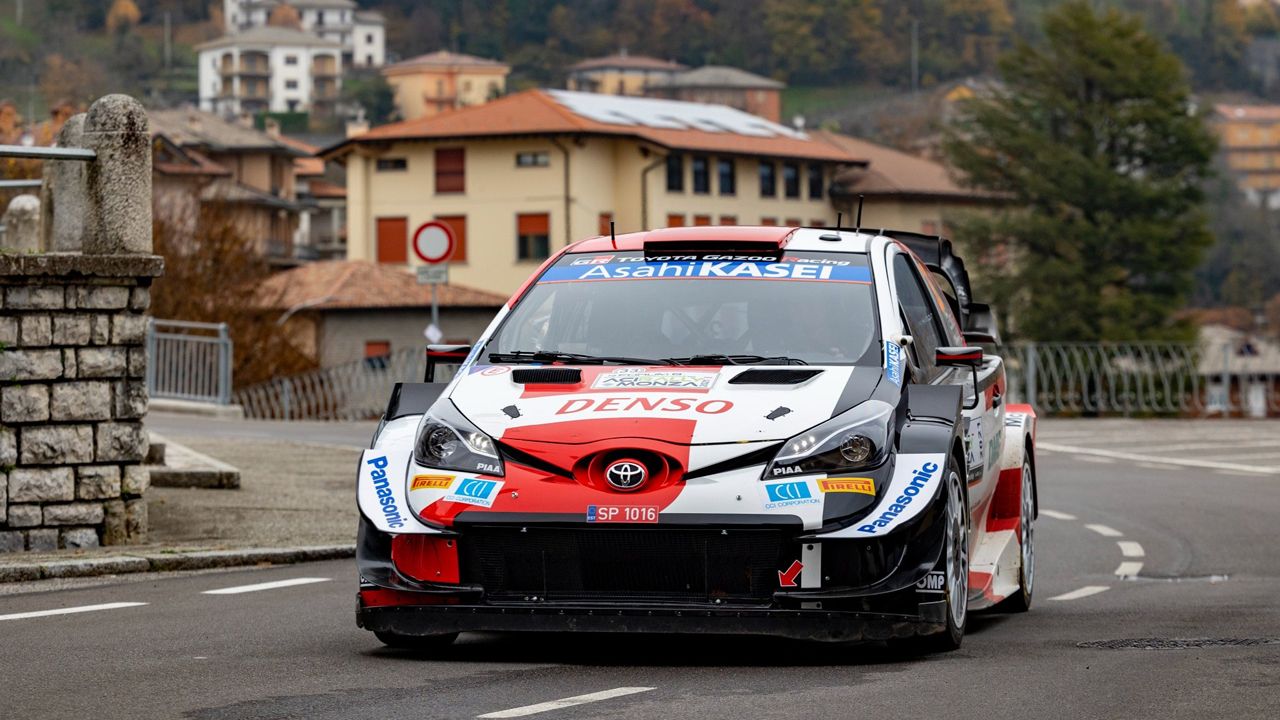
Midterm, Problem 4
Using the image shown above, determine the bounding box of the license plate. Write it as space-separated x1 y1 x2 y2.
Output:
586 505 659 523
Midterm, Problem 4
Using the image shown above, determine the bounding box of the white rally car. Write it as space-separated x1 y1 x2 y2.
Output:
355 225 1038 651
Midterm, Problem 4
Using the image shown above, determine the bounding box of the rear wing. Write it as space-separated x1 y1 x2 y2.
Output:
881 230 1000 344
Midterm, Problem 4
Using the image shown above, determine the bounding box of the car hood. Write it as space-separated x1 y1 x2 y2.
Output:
449 364 883 446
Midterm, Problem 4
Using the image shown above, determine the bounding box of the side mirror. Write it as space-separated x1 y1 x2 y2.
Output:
936 346 983 368
425 344 472 382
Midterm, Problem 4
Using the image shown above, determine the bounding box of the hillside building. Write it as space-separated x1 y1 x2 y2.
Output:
196 26 343 117
222 0 385 68
566 52 687 96
382 51 511 121
645 66 785 123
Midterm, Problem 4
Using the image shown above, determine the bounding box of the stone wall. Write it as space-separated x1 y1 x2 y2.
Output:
1 94 160 553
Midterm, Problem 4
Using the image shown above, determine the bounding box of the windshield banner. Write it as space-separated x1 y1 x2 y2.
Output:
540 260 872 284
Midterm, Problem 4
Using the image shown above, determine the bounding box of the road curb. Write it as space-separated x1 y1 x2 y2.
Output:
0 544 355 583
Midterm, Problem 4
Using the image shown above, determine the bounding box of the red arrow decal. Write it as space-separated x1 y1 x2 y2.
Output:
778 560 803 587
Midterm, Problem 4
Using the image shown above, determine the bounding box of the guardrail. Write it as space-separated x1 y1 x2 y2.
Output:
1 144 99 242
146 319 234 405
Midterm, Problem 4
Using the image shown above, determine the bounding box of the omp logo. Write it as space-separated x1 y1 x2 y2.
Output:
856 461 939 534
763 481 819 510
443 478 504 508
916 571 945 593
366 456 406 529
410 475 453 491
818 478 875 495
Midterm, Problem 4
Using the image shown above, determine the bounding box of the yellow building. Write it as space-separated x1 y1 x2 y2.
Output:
1214 104 1280 199
324 89 856 296
382 50 510 121
565 52 686 97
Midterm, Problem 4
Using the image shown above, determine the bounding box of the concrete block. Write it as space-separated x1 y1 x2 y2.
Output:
1 195 40 252
114 380 148 419
129 287 150 311
73 286 130 310
43 502 105 526
6 504 42 527
96 421 147 462
50 380 112 421
25 528 58 552
4 286 64 310
0 531 24 553
77 465 121 499
1 384 50 422
8 466 74 502
127 347 146 378
83 94 152 255
0 426 14 465
111 314 147 345
51 314 92 345
59 528 102 549
125 499 147 543
19 315 51 347
77 346 126 377
90 315 110 344
122 465 149 495
102 500 126 545
19 425 94 465
62 348 77 378
0 349 63 380
0 316 16 346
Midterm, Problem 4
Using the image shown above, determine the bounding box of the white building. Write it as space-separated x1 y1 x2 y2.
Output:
223 0 385 68
196 26 344 116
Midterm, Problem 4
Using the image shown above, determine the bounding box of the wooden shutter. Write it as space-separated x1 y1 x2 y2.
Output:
598 212 613 236
760 217 778 226
719 215 737 226
435 147 465 193
517 213 550 235
436 215 467 262
693 214 711 226
666 214 685 227
375 217 408 263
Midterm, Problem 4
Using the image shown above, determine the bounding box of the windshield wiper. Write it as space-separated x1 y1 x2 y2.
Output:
488 350 676 366
664 354 809 366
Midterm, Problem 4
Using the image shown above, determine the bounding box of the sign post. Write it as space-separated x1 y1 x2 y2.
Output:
412 221 455 339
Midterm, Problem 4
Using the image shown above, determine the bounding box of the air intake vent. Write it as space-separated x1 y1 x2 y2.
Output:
511 368 582 384
728 369 823 385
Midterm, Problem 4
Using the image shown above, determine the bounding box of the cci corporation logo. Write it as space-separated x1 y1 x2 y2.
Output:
763 480 819 510
604 459 648 491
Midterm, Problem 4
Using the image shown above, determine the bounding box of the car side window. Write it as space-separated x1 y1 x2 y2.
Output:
892 253 947 381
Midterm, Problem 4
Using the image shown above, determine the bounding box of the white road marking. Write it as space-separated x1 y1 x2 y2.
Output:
0 602 147 622
1086 523 1123 537
1215 469 1265 477
1074 455 1115 464
1117 541 1145 558
1135 462 1180 471
202 577 330 595
1040 509 1077 520
1115 561 1144 578
1049 585 1109 601
478 687 656 718
1038 442 1279 475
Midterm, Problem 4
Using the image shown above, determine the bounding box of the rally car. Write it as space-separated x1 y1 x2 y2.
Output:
355 225 1038 652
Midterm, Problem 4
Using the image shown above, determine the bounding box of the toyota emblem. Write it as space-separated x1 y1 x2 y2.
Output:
605 459 648 491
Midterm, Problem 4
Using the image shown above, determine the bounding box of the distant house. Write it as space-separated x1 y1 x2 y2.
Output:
222 0 385 68
381 51 511 121
566 51 687 96
272 130 347 259
1200 324 1280 418
254 260 507 367
1212 104 1280 206
814 130 1003 236
196 26 344 117
323 89 859 296
646 66 785 123
150 108 308 262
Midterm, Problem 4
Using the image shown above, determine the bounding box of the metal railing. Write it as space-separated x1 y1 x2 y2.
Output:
1005 341 1280 417
146 320 234 405
1 144 98 241
234 346 458 420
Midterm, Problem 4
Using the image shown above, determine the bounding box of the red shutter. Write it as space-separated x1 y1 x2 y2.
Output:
435 147 465 193
598 212 613 236
436 215 467 262
517 213 550 235
666 214 685 227
375 217 408 263
693 214 711 226
719 215 737 226
760 217 778 226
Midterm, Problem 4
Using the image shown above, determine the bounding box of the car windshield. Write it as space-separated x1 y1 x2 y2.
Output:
486 250 880 366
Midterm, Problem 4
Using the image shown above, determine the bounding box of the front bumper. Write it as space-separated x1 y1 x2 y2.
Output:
358 601 947 643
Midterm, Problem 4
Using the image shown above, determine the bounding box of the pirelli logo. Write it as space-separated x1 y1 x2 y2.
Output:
410 475 454 491
818 477 875 496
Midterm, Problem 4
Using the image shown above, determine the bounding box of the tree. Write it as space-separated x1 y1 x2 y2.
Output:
340 70 398 125
943 1 1217 342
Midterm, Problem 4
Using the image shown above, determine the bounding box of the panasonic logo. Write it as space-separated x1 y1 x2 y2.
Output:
366 455 406 529
855 461 939 534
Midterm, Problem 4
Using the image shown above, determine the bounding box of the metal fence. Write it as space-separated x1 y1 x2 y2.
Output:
146 320 234 405
1005 341 1280 417
230 339 1280 421
234 347 459 420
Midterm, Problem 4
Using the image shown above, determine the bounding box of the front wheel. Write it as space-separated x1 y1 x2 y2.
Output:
997 458 1036 613
919 459 969 652
375 631 458 651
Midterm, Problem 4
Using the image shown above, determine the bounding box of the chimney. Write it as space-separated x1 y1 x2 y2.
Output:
346 118 369 137
264 117 280 137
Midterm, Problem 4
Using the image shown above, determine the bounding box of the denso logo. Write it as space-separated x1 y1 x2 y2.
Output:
366 455 406 529
555 397 733 415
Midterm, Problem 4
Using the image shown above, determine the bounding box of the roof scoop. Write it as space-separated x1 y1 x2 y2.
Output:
642 227 792 257
511 368 582 384
728 369 823 385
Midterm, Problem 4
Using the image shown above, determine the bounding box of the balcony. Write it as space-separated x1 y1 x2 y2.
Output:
312 60 339 77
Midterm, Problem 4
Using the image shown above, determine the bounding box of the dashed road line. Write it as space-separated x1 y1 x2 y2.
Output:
1049 586 1109 602
1117 541 1145 558
1038 442 1280 475
202 577 330 595
1085 523 1123 537
478 687 656 718
1136 462 1181 471
0 602 148 622
1115 561 1144 579
1040 509 1077 520
1075 455 1115 464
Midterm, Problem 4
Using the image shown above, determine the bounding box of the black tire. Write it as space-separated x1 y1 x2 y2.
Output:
996 457 1036 613
375 631 458 650
918 456 969 652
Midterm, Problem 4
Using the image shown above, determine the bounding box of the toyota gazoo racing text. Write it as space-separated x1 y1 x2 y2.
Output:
355 226 1039 651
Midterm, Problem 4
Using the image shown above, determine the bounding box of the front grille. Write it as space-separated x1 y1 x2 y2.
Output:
460 526 789 604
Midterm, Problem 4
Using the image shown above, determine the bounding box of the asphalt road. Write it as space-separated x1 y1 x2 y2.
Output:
3 423 1280 720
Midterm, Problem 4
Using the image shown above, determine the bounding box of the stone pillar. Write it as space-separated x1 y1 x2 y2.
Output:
82 94 152 255
2 195 41 253
40 113 89 253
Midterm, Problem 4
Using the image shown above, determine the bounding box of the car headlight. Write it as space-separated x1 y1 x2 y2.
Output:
413 401 504 476
764 400 894 479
